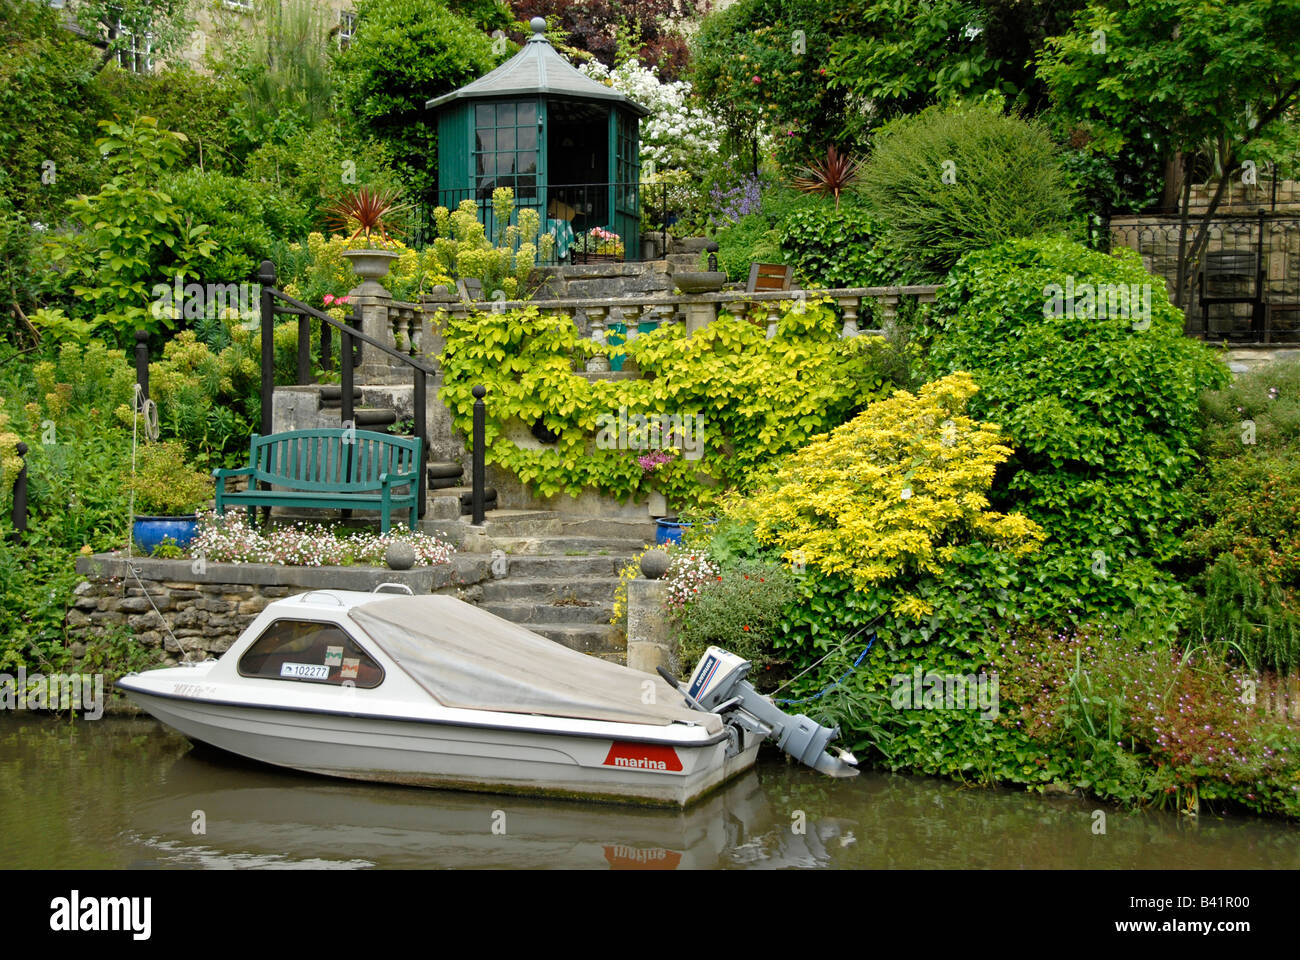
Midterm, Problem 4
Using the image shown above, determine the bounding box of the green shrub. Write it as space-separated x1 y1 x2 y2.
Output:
777 199 917 289
674 559 797 674
43 117 217 344
1182 357 1300 673
126 441 213 516
858 102 1077 280
161 169 310 280
924 236 1229 564
336 0 498 200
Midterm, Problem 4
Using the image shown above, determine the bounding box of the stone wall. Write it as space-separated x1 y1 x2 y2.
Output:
67 553 490 666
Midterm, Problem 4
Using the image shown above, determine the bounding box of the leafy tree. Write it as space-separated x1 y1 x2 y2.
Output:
690 0 854 170
69 0 196 74
512 0 694 78
1039 0 1300 305
336 0 498 202
0 0 113 219
826 0 1086 123
46 118 217 345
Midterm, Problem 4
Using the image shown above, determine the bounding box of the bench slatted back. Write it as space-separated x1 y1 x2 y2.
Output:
250 429 420 492
746 262 794 292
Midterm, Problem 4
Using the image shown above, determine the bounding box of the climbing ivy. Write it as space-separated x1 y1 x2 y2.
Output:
437 299 894 508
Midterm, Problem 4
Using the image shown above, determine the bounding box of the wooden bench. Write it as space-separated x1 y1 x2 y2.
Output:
746 262 794 293
213 429 422 533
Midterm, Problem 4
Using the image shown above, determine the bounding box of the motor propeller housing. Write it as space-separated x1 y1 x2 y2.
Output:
678 647 859 779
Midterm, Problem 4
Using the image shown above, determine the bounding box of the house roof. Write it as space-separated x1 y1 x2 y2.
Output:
425 17 649 116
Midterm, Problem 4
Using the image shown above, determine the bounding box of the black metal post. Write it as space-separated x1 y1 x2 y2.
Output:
258 260 276 435
134 330 149 399
471 385 486 526
320 319 332 373
340 328 355 429
10 441 27 540
661 183 667 261
296 313 311 385
414 368 427 519
1255 209 1266 341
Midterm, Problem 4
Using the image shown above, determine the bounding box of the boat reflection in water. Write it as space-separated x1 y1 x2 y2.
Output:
126 747 856 870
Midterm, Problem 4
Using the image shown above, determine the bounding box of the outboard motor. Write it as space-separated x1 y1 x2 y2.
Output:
660 647 859 778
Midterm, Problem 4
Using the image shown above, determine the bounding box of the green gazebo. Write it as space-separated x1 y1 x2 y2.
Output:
426 17 649 260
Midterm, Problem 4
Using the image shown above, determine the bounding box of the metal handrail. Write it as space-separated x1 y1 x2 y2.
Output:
257 260 432 518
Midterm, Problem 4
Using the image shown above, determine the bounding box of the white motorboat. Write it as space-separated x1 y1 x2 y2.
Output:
118 587 858 806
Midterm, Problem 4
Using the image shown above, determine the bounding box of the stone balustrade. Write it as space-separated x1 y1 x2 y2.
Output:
398 283 942 376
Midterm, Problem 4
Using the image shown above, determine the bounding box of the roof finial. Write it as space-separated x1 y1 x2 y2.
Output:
530 16 546 35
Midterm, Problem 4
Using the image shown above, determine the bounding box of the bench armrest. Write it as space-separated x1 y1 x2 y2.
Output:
213 466 255 499
213 466 256 480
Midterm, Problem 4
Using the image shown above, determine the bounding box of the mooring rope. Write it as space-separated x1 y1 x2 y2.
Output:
773 628 878 706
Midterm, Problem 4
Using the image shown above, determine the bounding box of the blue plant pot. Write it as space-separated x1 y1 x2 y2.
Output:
655 518 690 545
132 515 199 555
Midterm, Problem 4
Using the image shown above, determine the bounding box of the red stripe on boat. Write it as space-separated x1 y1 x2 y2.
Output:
602 741 683 772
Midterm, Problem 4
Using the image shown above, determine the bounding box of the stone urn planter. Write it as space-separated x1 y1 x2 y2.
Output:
673 271 727 294
342 248 399 283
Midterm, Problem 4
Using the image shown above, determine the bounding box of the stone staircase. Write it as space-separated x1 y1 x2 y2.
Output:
423 511 654 663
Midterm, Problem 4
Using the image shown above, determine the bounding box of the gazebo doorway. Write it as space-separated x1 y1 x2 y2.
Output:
547 101 609 235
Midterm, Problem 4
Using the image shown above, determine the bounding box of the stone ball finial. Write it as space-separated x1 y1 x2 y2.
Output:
531 16 547 34
385 542 416 571
640 549 669 580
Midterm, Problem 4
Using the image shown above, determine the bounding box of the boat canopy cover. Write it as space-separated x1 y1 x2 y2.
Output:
349 596 723 734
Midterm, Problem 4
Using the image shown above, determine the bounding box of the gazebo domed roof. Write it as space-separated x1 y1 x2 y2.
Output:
425 18 649 116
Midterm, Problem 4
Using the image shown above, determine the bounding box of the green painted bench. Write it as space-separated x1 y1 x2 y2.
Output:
214 429 422 533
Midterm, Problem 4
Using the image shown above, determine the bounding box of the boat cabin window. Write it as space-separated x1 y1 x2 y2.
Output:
238 619 384 688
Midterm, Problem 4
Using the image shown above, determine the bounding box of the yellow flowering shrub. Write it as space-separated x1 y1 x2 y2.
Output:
284 232 452 306
0 409 22 497
743 372 1043 608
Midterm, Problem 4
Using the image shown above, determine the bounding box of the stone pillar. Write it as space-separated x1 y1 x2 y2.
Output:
585 306 610 373
838 296 861 338
354 284 398 383
419 285 456 368
627 578 673 675
682 297 717 336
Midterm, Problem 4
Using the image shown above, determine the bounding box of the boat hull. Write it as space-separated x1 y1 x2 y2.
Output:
122 688 760 807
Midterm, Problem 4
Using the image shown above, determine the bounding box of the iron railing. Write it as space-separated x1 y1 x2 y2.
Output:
1109 212 1300 342
256 261 434 516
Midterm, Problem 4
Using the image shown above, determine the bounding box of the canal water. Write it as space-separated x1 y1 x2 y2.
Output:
2 715 1297 869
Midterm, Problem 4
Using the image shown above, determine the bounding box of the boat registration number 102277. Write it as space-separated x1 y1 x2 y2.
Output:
280 662 332 680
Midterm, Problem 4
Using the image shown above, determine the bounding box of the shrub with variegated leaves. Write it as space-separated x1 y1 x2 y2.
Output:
741 372 1043 612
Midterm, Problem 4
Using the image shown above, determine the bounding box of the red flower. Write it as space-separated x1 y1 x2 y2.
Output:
742 625 750 631
716 576 723 581
752 75 761 84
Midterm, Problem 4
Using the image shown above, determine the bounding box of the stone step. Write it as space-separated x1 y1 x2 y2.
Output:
558 517 659 542
319 385 363 404
428 485 497 501
354 407 398 427
484 535 652 556
480 577 621 603
480 599 614 625
529 622 626 655
495 554 632 578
